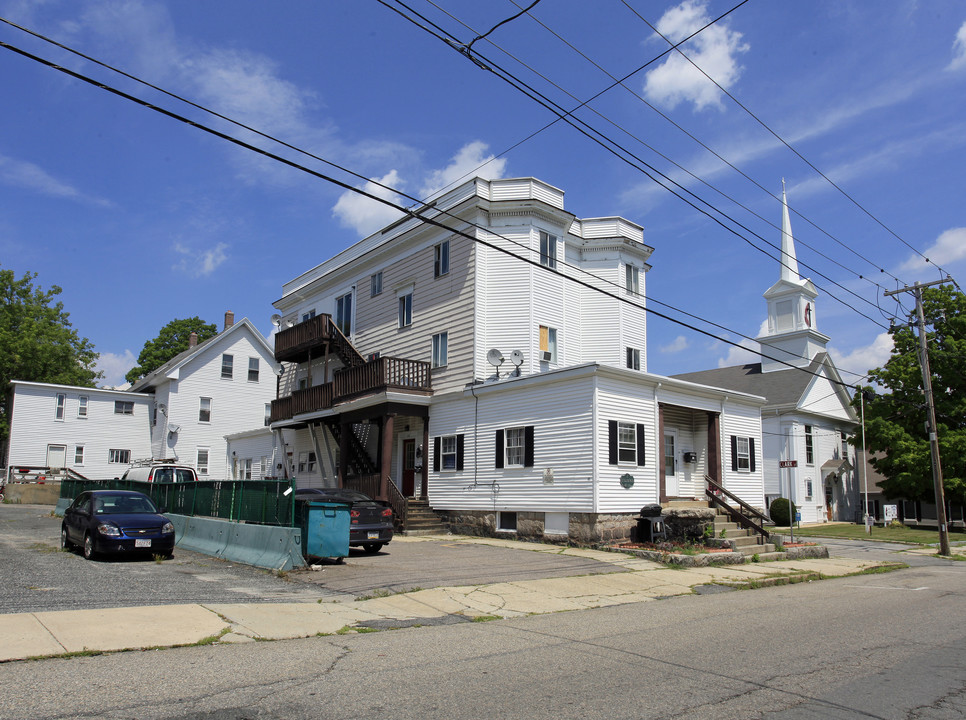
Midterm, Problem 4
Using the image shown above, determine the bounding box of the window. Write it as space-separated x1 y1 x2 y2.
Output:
221 354 233 379
432 331 448 368
539 231 557 269
664 434 676 477
248 357 259 382
108 449 131 464
539 325 557 363
336 292 352 335
735 436 751 471
805 476 814 500
264 403 272 427
433 434 464 471
441 436 458 470
626 347 641 370
840 431 848 460
243 459 253 481
298 451 317 473
114 401 134 415
434 240 450 277
805 425 814 465
625 264 640 295
618 422 637 463
199 397 211 423
301 309 316 322
78 396 88 418
398 292 412 328
74 445 85 465
55 394 65 420
498 511 517 532
370 271 383 297
496 426 534 469
298 377 308 391
730 435 756 472
608 421 646 466
197 448 209 476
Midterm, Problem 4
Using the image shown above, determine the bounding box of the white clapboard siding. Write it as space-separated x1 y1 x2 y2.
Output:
7 382 153 480
800 370 854 420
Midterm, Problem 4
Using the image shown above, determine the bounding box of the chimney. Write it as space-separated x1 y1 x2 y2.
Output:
224 310 235 330
188 331 198 348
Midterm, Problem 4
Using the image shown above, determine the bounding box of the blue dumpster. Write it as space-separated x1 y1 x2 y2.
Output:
303 501 350 561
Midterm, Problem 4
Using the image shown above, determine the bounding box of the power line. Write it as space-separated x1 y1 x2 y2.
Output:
0 34 868 392
379 0 891 329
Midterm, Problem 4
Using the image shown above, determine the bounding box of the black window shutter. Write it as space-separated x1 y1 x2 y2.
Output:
433 436 440 472
495 429 504 469
456 434 465 471
608 420 618 465
636 423 646 466
524 426 535 468
749 437 756 472
730 435 738 472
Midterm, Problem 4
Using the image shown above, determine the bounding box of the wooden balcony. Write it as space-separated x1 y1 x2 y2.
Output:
270 356 432 422
273 314 364 366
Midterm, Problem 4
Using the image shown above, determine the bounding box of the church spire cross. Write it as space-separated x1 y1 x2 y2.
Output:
780 178 801 282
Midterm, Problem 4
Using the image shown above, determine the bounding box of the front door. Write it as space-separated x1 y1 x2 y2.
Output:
664 432 679 497
47 444 67 470
402 439 416 496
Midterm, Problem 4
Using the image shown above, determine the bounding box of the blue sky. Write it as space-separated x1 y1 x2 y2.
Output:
2 0 965 388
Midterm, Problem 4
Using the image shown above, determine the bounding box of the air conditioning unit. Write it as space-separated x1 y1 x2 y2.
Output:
540 351 553 362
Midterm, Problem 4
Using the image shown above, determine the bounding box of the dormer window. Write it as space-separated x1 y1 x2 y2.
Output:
539 231 557 270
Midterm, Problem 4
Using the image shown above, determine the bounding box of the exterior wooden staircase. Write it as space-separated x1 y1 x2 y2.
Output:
402 499 449 536
711 508 783 559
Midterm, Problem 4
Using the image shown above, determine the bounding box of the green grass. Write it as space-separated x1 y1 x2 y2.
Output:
774 523 966 545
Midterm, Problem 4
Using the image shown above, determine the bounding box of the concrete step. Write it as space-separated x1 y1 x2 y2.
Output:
735 543 776 555
747 551 785 561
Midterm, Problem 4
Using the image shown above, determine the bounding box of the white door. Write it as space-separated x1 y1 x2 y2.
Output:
664 432 679 497
46 444 67 469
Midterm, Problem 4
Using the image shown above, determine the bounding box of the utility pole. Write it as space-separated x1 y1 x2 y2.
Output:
884 279 951 556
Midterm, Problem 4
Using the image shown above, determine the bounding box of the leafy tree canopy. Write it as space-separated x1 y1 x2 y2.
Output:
0 267 100 449
125 317 217 386
857 285 966 503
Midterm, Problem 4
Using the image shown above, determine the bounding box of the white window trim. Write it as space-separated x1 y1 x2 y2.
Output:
434 240 450 277
55 394 66 421
539 231 557 270
505 427 526 468
736 436 751 472
221 353 234 380
617 421 637 464
441 435 458 471
248 357 260 382
77 396 89 418
432 331 448 368
197 448 210 476
199 397 212 423
74 445 85 465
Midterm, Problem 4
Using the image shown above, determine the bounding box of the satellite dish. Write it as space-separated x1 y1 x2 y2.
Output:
285 317 296 328
270 313 282 328
487 348 505 367
509 349 524 366
168 424 181 434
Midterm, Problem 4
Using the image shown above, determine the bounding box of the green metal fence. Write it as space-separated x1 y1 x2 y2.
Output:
59 479 298 527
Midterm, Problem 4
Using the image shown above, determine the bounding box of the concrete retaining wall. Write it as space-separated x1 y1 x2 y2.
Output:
168 514 306 571
3 482 61 505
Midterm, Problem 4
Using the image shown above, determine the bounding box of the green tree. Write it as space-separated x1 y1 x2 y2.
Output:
857 285 966 504
0 267 101 453
125 317 217 385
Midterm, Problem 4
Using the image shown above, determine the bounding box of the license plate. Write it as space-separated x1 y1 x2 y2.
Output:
134 539 152 548
367 531 379 540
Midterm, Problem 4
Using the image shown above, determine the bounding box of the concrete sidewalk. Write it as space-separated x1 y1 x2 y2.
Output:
0 535 897 663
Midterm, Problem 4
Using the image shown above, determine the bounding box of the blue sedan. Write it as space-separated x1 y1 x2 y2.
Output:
62 490 176 560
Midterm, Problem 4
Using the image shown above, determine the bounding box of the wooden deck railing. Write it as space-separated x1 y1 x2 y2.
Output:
344 474 408 530
705 475 771 540
273 314 333 361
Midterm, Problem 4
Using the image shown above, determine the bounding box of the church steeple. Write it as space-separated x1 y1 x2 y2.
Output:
756 181 829 373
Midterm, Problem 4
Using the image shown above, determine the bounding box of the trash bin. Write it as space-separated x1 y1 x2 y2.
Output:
302 501 350 562
637 504 667 543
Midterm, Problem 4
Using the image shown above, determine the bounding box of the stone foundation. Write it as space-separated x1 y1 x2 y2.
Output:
662 507 716 542
437 510 638 545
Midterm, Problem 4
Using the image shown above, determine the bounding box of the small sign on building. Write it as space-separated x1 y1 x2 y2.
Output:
620 473 634 489
779 460 798 468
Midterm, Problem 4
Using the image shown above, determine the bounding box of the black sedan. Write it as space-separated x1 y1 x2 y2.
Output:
294 488 393 553
62 490 176 560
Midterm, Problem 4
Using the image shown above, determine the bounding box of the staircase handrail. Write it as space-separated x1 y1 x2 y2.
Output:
328 322 365 367
705 475 770 540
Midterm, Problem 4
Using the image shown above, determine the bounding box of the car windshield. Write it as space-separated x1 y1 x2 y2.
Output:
93 494 157 514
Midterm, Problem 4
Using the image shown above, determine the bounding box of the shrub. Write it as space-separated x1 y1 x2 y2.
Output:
769 497 796 526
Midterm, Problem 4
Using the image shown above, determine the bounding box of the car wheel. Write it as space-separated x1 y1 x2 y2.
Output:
362 543 383 554
83 533 97 561
61 525 73 551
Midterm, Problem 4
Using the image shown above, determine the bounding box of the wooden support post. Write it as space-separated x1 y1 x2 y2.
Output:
381 413 395 501
338 419 349 488
421 416 430 499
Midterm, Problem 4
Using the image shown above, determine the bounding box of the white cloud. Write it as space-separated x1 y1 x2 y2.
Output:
716 338 759 368
0 153 112 206
420 142 507 199
173 241 229 277
660 335 690 353
643 0 749 111
897 227 966 274
949 21 966 71
332 170 406 237
828 332 894 381
95 349 137 389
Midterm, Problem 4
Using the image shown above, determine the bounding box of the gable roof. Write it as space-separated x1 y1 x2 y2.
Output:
129 318 276 393
672 352 856 421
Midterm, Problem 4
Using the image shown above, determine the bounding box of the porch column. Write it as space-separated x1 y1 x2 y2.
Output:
380 412 395 501
338 419 350 488
421 416 430 499
658 405 667 503
708 412 721 489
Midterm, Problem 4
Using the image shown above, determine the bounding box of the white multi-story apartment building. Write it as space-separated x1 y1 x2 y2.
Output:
267 177 766 542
